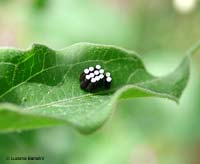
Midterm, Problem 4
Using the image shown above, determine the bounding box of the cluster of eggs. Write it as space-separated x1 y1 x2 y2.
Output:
80 64 112 92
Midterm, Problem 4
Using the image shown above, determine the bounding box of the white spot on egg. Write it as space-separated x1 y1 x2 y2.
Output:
96 65 101 69
91 78 96 83
106 77 112 82
84 68 89 74
89 66 94 72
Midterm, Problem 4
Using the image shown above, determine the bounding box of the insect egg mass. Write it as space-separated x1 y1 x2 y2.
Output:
80 65 112 92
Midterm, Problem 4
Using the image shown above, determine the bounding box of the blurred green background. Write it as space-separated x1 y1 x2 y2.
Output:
0 0 200 164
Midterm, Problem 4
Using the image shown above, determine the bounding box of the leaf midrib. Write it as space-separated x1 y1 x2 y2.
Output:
24 83 177 111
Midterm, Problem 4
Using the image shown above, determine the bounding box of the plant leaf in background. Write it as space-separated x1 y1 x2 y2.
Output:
0 43 190 133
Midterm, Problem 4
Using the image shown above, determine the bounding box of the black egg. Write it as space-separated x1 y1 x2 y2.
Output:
80 65 112 92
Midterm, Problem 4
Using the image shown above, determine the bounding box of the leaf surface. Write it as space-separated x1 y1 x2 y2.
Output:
0 43 190 133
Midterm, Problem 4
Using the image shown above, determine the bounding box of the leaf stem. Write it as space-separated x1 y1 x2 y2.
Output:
187 40 200 57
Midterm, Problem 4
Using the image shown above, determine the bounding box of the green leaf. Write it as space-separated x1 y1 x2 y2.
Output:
0 43 190 133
